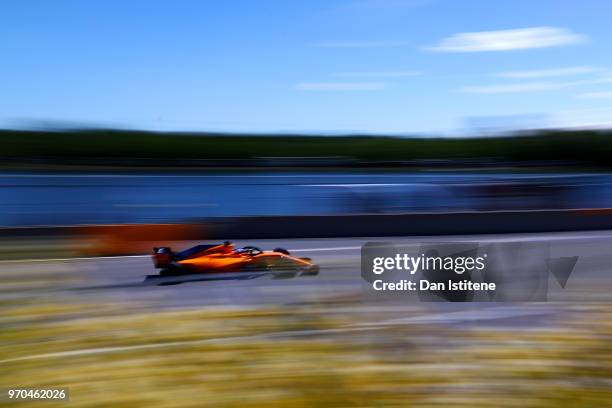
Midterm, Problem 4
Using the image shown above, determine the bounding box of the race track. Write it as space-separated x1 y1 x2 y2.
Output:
4 230 612 328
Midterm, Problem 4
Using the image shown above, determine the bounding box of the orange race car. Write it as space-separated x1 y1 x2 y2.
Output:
152 241 319 277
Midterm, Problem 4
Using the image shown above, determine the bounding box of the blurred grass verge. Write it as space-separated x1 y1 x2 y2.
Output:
2 290 612 407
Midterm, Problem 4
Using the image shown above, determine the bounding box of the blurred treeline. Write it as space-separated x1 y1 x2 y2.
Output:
1 128 611 167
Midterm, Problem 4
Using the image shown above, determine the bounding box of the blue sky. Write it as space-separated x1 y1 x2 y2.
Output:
2 0 612 134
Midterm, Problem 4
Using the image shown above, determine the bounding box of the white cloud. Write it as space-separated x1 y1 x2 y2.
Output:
428 27 588 53
460 81 579 94
496 66 604 78
461 76 612 94
578 91 612 99
593 76 612 84
335 71 422 78
295 82 388 91
312 41 407 48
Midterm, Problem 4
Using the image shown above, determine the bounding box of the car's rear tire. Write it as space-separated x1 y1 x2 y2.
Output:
159 266 182 276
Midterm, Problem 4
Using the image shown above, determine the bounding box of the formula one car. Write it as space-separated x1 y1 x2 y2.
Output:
151 242 319 277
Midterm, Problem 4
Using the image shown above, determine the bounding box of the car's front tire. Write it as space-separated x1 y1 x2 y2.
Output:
301 264 319 276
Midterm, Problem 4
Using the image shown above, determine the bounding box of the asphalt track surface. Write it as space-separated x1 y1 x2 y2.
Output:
4 230 612 326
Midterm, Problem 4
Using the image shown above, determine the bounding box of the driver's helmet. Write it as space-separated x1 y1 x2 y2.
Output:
221 241 234 254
